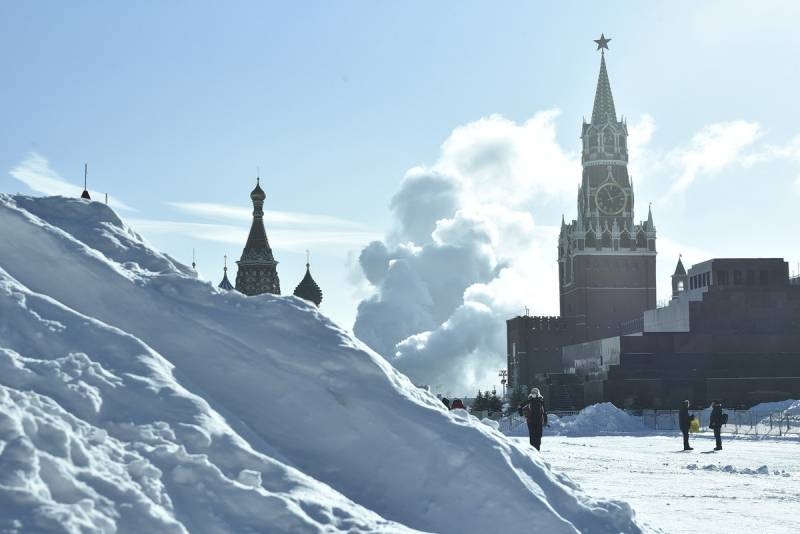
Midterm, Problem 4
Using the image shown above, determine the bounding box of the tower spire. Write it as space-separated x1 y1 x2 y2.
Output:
235 177 281 296
591 35 617 124
81 163 91 200
218 254 234 290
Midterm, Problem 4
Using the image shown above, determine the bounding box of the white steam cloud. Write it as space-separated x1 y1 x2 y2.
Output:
353 112 577 395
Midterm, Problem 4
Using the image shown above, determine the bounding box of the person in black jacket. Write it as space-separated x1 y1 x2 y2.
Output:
679 399 694 451
709 400 724 451
522 389 547 451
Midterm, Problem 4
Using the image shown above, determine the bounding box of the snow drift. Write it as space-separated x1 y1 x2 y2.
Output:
510 403 649 437
0 194 645 533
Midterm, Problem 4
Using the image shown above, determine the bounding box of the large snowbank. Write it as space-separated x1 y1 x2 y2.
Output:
0 195 645 533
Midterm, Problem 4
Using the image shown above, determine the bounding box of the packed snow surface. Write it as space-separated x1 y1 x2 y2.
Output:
0 194 645 533
532 434 800 534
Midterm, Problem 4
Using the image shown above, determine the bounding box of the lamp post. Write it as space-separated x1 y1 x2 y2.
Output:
499 369 508 400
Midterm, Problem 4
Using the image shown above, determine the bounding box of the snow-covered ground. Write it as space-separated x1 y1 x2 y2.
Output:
524 433 800 534
0 194 644 533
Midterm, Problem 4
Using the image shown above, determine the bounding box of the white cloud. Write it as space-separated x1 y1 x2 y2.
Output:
434 110 580 207
353 113 572 395
667 120 762 195
9 152 134 211
129 219 380 251
166 201 365 228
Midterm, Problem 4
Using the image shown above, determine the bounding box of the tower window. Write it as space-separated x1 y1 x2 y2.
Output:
733 270 742 285
677 280 684 292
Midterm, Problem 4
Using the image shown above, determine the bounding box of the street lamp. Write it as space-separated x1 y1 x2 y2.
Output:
498 369 508 399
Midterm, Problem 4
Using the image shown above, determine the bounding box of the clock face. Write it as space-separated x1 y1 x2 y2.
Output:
595 183 627 215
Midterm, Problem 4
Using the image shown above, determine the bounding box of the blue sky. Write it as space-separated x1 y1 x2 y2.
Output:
3 1 800 335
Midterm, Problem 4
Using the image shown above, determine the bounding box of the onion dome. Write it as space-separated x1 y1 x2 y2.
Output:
293 262 322 307
250 177 266 201
218 255 234 290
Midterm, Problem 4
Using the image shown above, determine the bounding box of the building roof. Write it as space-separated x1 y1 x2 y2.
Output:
218 267 234 290
591 51 617 125
293 263 323 307
250 177 266 201
238 179 276 265
673 257 687 276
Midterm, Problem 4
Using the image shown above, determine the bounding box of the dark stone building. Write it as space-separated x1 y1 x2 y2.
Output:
508 38 656 394
601 258 800 408
235 178 281 296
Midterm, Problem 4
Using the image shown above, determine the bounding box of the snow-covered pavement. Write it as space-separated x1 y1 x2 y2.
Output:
519 434 800 534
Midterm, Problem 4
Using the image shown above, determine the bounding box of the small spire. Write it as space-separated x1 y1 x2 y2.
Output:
646 202 654 231
218 254 234 290
81 163 91 200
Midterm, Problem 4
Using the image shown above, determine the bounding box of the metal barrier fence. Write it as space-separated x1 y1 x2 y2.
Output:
497 408 800 436
628 409 800 436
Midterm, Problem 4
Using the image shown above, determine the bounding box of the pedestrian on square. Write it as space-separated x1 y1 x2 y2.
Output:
522 389 547 451
709 400 725 451
679 400 694 450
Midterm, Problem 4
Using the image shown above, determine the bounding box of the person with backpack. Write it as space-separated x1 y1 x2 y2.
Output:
679 399 694 451
522 388 547 451
709 399 725 451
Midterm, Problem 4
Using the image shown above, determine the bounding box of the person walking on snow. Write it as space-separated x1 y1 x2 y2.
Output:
679 399 693 450
522 389 547 451
709 399 724 451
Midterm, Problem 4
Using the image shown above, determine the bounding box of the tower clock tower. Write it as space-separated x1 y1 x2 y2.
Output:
558 35 657 339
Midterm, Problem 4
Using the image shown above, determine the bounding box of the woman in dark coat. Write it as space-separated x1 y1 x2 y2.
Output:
679 400 693 450
522 389 547 451
709 400 724 451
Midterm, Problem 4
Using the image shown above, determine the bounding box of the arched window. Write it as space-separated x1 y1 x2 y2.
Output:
636 231 646 249
601 231 612 249
620 231 632 249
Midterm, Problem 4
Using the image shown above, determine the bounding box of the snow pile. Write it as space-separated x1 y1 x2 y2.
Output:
0 195 645 533
512 403 648 437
